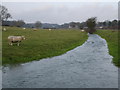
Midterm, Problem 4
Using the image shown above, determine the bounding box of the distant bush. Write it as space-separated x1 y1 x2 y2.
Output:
86 17 97 34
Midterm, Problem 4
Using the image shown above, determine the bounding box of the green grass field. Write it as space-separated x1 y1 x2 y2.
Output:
2 27 88 64
96 30 120 67
2 27 119 67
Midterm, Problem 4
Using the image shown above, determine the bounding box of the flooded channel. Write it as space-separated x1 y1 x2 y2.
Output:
2 34 118 88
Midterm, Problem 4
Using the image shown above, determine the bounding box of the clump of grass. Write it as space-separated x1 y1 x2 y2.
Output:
96 30 119 67
2 26 88 65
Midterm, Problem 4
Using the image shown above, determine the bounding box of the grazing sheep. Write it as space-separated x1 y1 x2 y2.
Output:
2 28 6 31
23 28 26 30
81 30 85 32
8 36 25 46
49 29 51 31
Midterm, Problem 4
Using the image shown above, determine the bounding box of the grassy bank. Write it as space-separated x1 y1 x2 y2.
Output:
96 30 119 67
2 27 88 64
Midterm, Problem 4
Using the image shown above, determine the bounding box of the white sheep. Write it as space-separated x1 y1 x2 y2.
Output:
23 28 26 30
81 30 85 32
8 36 25 46
3 28 7 31
49 29 51 31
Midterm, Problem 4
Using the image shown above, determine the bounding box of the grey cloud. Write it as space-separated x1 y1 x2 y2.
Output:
3 2 118 24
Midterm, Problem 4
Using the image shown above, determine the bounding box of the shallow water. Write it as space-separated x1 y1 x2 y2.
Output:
2 34 118 88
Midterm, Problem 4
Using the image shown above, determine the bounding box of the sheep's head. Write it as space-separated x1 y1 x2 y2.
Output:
21 36 25 40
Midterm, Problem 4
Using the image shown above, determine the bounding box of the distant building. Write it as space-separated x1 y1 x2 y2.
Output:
60 23 69 29
83 27 88 30
2 21 13 26
69 25 79 29
41 23 59 29
22 23 35 28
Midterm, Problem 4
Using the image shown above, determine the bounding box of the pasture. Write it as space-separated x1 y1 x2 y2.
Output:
2 27 88 64
96 30 120 67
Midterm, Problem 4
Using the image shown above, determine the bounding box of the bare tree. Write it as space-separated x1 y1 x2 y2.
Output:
15 20 25 27
111 20 118 29
69 22 77 28
0 5 12 21
35 21 42 28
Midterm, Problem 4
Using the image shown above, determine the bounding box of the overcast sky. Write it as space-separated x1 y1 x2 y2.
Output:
2 1 118 24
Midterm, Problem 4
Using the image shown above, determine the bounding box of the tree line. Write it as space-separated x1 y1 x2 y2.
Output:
67 19 119 30
0 5 119 33
0 5 42 28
